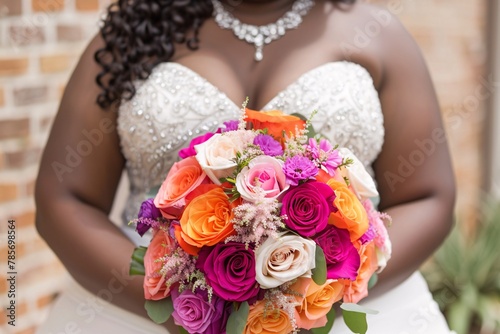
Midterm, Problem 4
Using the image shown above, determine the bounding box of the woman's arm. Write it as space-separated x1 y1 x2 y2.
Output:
35 36 178 332
370 13 456 297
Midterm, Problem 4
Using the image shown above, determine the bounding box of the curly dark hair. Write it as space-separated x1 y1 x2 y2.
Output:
95 0 355 109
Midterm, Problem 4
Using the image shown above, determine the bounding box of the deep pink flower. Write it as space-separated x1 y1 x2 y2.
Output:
314 225 360 281
196 242 259 302
306 138 342 175
281 181 335 237
283 155 319 186
178 132 215 159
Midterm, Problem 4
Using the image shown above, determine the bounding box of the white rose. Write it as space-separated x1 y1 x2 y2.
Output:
195 133 243 185
235 156 289 203
339 148 379 200
376 238 392 272
255 232 316 289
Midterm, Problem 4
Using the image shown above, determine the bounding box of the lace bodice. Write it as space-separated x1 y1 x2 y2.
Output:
117 61 384 223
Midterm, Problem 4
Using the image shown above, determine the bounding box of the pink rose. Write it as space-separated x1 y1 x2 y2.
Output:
235 156 289 202
154 156 208 219
143 230 176 300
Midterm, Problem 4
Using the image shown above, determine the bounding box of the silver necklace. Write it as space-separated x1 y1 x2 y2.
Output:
212 0 315 61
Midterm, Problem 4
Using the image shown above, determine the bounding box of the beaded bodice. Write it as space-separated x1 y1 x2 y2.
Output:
117 61 384 223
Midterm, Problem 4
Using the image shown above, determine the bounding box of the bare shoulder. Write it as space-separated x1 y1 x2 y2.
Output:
325 1 419 88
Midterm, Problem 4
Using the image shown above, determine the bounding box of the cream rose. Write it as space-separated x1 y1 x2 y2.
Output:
195 133 245 184
255 232 316 289
376 241 392 272
339 148 379 200
235 155 289 202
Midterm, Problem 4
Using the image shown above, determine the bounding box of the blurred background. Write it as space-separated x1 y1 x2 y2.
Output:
0 0 498 333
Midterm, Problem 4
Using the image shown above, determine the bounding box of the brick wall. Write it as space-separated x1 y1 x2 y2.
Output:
0 1 111 333
0 0 489 333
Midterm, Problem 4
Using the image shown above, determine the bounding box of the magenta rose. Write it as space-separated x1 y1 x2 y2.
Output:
171 289 229 334
314 225 360 281
196 242 259 302
281 181 335 237
178 132 215 159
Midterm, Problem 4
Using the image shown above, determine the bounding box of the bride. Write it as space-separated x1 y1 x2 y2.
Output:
35 0 456 333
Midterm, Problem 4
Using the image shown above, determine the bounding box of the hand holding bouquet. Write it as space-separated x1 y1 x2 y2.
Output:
130 104 392 334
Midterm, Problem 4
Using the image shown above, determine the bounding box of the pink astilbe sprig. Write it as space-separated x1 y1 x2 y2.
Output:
160 247 197 290
263 288 300 333
283 135 306 159
228 188 285 248
129 217 164 236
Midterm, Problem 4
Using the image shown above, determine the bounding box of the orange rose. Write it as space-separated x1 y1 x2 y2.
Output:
154 156 208 219
327 179 369 241
245 108 305 143
292 277 344 330
343 242 378 304
178 186 239 255
173 224 200 256
143 229 176 300
244 300 293 334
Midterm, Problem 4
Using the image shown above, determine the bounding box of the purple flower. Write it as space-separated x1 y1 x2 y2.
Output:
281 181 335 237
172 289 228 334
359 221 376 244
283 155 319 186
136 199 161 236
221 120 239 132
196 242 259 302
306 138 342 175
178 132 215 159
253 134 283 156
314 225 360 281
206 298 232 334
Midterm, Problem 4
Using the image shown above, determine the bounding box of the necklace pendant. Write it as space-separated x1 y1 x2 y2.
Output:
212 0 315 63
255 46 263 62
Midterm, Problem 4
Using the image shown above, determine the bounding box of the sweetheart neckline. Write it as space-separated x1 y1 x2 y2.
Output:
154 60 376 111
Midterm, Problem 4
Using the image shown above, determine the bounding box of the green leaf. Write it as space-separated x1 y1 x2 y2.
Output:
447 299 472 334
147 187 161 198
179 327 189 334
129 246 147 276
312 246 327 285
341 303 378 334
226 302 249 334
341 303 379 315
368 273 378 290
145 298 173 324
311 307 336 334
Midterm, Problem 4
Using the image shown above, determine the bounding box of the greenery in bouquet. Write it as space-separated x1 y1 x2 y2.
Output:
129 102 392 334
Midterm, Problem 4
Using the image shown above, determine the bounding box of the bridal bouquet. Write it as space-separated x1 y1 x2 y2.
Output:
130 105 392 334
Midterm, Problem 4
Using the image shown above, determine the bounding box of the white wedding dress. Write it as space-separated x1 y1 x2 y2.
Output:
37 61 454 334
